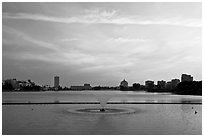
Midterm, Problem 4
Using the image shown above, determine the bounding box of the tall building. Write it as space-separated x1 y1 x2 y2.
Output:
181 74 193 82
157 80 166 89
54 76 59 89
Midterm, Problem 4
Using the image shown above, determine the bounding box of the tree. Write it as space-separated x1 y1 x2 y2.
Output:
3 82 14 90
174 81 202 95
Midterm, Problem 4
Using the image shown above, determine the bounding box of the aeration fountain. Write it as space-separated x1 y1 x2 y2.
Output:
67 92 136 115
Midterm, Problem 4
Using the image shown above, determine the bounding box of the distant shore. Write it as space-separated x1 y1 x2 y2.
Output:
2 89 202 96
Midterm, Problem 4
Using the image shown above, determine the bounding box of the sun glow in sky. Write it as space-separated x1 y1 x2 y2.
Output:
2 2 202 87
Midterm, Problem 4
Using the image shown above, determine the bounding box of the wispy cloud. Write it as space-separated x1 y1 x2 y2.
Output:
107 37 149 43
3 26 59 51
3 26 100 67
84 8 117 19
59 38 79 42
3 9 201 28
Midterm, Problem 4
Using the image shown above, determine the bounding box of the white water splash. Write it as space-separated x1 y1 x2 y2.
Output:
94 93 112 109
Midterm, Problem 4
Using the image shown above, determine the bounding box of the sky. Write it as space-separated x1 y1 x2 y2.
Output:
2 2 202 87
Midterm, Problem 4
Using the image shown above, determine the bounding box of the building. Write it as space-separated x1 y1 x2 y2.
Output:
145 80 154 89
70 86 84 90
84 83 92 89
166 81 172 90
132 83 141 90
120 79 128 87
70 84 92 90
171 79 180 88
157 80 166 89
181 74 193 82
54 76 60 90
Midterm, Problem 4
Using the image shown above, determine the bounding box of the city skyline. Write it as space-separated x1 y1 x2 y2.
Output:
2 73 195 87
2 2 202 87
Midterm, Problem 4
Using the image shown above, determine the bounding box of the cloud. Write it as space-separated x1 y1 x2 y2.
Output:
84 8 117 18
3 26 59 51
2 4 202 86
59 38 79 42
3 26 100 68
3 10 201 28
107 37 149 43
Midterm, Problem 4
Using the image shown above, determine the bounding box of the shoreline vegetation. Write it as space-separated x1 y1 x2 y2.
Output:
147 81 202 96
2 81 202 96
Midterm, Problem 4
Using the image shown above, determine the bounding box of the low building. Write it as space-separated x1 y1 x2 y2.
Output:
157 80 166 89
166 81 172 90
145 80 154 89
132 83 141 90
120 79 128 87
70 84 92 90
70 86 84 90
171 79 180 88
84 83 92 89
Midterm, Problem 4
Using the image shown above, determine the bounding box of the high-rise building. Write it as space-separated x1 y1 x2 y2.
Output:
54 76 59 89
181 74 193 82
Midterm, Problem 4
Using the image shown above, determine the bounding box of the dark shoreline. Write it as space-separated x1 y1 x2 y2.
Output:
2 90 202 96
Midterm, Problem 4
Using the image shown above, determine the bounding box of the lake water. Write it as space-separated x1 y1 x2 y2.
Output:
2 91 202 135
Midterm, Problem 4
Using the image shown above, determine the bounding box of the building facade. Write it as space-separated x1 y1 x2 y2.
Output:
165 81 172 89
70 84 92 90
120 79 128 87
54 76 60 89
157 80 166 89
171 79 180 88
181 74 193 82
145 80 154 89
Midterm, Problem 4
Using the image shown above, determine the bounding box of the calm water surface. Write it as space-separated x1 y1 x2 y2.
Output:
2 90 202 103
2 91 202 135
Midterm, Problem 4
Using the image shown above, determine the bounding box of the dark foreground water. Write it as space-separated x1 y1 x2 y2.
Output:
2 91 202 135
